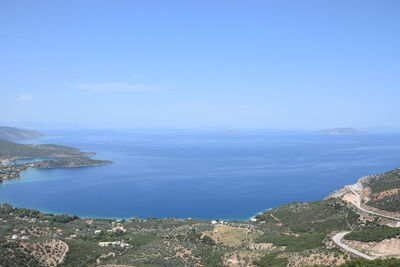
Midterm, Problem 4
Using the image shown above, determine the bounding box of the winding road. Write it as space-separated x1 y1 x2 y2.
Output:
332 231 374 260
348 186 400 222
332 185 400 260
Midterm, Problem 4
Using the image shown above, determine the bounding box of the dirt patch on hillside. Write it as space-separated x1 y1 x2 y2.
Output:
372 188 400 200
202 225 263 247
342 192 356 205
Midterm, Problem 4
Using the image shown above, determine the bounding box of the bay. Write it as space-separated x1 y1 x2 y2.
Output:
1 129 399 220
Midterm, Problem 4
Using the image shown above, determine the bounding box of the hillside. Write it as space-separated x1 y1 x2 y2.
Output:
0 139 96 160
0 126 44 141
1 173 400 267
331 168 400 219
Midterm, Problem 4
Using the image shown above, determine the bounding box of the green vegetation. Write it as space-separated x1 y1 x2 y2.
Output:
202 250 224 267
307 258 400 267
0 205 233 267
344 226 400 242
368 194 400 212
0 190 395 267
256 233 326 252
363 169 400 194
0 139 94 160
0 237 41 267
253 252 288 267
61 239 104 267
255 199 359 234
337 258 400 267
50 214 80 224
253 198 362 262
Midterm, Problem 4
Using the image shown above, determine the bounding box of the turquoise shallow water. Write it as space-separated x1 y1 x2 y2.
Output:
1 129 400 220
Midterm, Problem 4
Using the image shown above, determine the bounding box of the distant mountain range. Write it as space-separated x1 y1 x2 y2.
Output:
0 126 44 141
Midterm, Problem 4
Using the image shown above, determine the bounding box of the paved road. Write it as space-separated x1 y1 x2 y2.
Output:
331 185 400 260
348 186 400 221
332 231 374 260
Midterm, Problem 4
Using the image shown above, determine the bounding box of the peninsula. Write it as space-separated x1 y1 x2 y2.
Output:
0 127 111 182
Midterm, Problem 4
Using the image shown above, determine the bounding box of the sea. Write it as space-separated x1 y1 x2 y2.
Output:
1 129 399 220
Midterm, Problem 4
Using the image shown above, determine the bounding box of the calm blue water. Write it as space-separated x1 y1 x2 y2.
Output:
1 129 400 220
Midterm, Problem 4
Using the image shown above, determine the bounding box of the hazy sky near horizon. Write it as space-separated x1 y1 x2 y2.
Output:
1 1 400 129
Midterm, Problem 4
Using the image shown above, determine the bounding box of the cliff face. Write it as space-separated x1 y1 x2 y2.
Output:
0 126 44 141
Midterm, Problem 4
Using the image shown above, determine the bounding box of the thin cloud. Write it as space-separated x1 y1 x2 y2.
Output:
18 94 33 101
74 82 157 92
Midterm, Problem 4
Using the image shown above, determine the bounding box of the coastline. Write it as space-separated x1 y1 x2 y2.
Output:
1 167 270 221
0 191 269 221
0 143 273 221
3 131 400 223
0 158 388 221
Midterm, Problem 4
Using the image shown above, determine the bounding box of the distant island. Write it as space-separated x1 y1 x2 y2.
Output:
318 127 362 135
222 130 239 135
0 126 44 141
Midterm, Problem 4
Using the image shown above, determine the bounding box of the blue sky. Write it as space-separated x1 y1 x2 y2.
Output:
1 0 399 129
